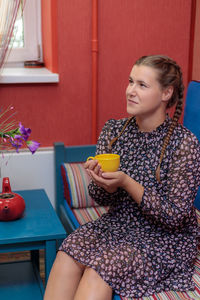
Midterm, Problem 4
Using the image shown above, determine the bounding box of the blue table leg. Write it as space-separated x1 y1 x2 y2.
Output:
31 249 39 269
45 240 57 285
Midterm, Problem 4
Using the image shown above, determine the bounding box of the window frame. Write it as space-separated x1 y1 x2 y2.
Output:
6 0 42 64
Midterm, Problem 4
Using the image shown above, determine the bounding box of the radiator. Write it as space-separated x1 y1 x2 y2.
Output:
0 147 55 208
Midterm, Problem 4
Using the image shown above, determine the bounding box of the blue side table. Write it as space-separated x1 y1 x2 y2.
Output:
0 189 66 300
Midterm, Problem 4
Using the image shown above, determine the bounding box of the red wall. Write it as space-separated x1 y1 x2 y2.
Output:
192 0 200 80
0 0 195 147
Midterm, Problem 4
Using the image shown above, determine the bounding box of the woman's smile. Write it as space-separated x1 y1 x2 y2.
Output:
127 98 139 105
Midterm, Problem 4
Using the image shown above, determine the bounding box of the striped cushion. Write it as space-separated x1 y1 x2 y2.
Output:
72 206 109 224
197 209 200 226
61 163 98 208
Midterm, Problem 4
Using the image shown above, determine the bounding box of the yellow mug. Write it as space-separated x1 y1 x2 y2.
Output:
87 153 120 172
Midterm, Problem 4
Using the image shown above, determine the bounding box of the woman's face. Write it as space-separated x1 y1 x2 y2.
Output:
126 64 169 119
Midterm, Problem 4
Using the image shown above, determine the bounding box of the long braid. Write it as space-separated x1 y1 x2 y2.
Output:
155 61 184 182
108 116 134 151
155 97 183 182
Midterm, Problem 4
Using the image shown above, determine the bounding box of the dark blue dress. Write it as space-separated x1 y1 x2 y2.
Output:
60 116 200 298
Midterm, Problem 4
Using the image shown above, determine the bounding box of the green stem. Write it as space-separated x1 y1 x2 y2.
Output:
0 128 19 138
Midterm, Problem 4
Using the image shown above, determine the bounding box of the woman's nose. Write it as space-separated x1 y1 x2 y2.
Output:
128 84 136 95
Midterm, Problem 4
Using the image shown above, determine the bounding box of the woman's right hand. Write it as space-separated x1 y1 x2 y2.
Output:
84 159 103 177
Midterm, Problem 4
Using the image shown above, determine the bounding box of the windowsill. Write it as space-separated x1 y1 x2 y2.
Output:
0 67 59 84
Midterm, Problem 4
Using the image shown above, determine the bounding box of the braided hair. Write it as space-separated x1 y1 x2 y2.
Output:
108 55 184 182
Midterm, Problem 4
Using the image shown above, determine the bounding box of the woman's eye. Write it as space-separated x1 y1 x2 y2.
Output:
140 83 146 88
129 79 133 84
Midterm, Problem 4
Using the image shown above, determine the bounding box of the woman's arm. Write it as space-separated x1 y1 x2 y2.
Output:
140 134 200 229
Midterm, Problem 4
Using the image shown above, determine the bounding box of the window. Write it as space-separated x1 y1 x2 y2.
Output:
7 0 42 65
0 0 59 84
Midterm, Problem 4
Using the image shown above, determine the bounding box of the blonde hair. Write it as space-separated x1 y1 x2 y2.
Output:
108 55 184 182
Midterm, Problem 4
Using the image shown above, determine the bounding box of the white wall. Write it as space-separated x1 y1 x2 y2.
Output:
0 148 55 208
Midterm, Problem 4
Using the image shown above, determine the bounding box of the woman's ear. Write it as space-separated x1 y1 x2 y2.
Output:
162 86 174 102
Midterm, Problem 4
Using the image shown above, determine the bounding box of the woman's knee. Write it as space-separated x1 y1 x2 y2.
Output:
44 252 85 300
83 267 112 290
52 251 85 276
83 267 102 282
74 267 112 300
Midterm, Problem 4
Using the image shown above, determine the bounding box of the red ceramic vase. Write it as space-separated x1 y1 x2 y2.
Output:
0 177 25 221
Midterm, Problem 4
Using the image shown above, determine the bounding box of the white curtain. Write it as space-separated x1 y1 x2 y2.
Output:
0 0 25 69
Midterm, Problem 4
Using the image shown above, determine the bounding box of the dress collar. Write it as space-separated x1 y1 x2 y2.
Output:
131 115 171 136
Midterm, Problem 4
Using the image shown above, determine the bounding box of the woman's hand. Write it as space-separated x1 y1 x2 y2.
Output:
84 159 103 177
89 169 127 193
85 161 144 203
84 159 127 193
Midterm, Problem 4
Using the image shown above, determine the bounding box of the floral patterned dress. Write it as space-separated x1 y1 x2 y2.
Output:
60 116 200 298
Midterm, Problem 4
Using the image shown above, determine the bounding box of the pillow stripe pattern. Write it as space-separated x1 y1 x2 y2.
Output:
196 209 200 226
62 163 98 208
72 206 109 225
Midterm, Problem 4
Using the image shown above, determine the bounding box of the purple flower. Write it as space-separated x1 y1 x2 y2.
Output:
19 122 31 141
26 140 40 154
0 106 40 155
10 135 23 152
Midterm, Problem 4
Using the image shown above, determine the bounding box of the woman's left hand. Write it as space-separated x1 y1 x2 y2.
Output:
89 170 127 193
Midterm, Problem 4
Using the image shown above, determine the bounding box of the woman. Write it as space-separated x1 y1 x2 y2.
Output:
44 55 200 299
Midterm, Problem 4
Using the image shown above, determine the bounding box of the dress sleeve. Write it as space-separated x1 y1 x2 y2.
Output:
140 134 200 229
88 119 122 206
